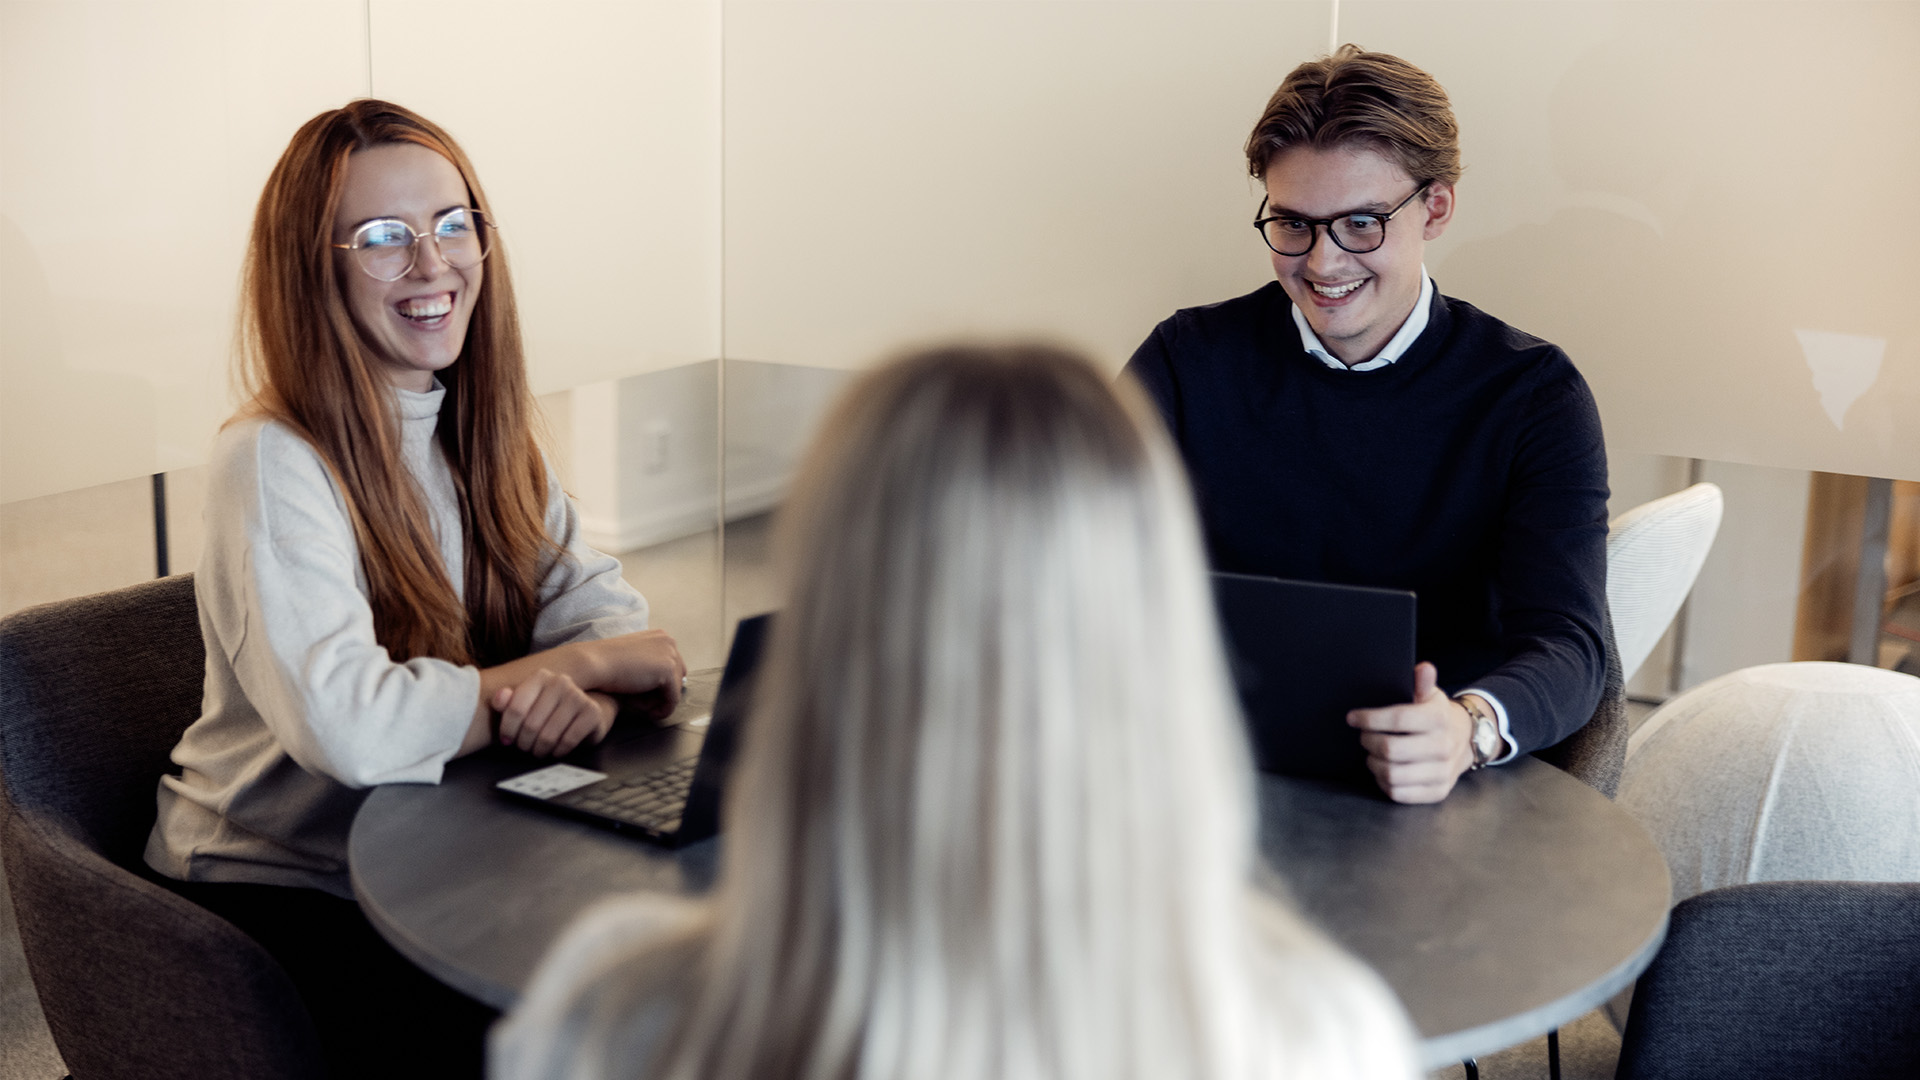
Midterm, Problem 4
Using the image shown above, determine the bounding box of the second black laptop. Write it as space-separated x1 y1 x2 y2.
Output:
1211 572 1416 786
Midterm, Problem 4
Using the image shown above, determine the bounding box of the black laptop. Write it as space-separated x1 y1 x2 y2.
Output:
494 613 769 846
1211 572 1415 786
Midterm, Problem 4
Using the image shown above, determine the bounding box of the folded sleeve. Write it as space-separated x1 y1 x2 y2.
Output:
203 423 480 789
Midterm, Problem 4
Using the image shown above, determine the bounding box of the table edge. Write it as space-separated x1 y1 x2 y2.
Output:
1415 906 1670 1068
350 804 521 1011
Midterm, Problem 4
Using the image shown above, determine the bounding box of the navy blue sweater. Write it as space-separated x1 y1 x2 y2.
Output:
1124 282 1608 755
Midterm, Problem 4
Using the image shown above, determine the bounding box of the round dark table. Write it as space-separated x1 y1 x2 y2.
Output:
350 677 1668 1069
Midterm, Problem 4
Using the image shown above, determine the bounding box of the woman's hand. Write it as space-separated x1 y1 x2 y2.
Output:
464 629 688 758
493 671 618 757
575 629 688 704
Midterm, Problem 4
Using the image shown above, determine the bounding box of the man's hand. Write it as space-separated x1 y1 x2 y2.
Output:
1346 662 1475 804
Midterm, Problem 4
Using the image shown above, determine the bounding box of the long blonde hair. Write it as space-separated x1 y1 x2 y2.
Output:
237 99 550 666
537 344 1414 1080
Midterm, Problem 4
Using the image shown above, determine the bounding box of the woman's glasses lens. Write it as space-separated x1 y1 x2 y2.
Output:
347 209 492 281
432 209 488 268
356 221 416 280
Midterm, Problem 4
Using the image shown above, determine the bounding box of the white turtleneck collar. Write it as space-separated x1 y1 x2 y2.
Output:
393 377 446 424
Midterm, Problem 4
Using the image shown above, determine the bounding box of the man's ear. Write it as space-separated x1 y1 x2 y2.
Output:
1422 182 1456 240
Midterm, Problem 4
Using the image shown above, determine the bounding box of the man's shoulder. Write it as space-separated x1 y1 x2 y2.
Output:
1157 280 1287 335
1432 293 1601 446
1433 292 1585 385
1133 282 1295 384
1436 293 1560 357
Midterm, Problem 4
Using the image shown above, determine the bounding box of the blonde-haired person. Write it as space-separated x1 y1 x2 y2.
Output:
144 100 686 1077
491 344 1418 1080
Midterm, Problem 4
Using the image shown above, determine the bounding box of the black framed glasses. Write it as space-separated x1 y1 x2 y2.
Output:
332 207 495 282
1253 181 1431 257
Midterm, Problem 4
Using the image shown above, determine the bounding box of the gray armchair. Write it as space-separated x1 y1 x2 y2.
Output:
1533 604 1626 799
1616 880 1920 1079
0 574 325 1080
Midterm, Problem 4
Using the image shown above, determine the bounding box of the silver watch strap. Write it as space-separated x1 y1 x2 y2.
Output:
1457 694 1495 770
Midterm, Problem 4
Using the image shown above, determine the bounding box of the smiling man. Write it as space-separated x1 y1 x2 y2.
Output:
1124 46 1612 804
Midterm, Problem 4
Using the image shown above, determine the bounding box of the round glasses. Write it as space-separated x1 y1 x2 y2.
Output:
332 207 494 282
1253 181 1430 257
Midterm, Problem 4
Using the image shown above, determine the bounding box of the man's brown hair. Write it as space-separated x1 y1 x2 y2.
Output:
1245 45 1462 185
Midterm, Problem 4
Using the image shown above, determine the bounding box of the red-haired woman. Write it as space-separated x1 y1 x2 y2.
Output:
143 100 684 1077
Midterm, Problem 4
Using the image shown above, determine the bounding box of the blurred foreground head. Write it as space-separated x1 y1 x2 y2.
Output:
632 343 1409 1079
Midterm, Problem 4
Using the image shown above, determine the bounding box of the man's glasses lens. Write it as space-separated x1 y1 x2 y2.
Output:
1262 214 1387 256
1255 182 1429 257
346 208 492 281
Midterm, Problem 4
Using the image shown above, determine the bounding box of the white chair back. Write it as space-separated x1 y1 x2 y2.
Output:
1607 482 1724 685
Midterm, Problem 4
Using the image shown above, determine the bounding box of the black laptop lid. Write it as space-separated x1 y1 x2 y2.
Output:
675 613 771 842
1211 572 1415 786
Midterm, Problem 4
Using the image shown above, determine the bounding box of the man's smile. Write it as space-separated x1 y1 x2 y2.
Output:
1309 279 1367 301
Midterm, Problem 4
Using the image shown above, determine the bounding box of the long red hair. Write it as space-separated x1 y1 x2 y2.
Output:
236 99 551 667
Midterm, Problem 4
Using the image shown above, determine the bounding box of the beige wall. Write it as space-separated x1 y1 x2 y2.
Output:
1348 0 1919 482
721 0 1311 371
9 0 1914 504
3 0 1913 679
0 0 368 504
370 0 724 395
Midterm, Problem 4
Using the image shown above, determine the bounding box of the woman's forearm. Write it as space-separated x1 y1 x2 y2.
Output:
460 632 684 758
463 640 597 755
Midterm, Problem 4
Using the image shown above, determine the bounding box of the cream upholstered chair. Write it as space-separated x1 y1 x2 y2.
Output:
1609 662 1920 1031
1621 661 1920 901
1606 482 1723 686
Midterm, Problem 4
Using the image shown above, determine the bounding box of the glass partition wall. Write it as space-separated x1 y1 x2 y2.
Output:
4 0 1916 670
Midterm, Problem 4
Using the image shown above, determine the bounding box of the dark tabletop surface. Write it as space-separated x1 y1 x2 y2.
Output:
350 673 1668 1068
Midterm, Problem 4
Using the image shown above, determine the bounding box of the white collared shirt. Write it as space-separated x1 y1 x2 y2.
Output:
1286 266 1518 763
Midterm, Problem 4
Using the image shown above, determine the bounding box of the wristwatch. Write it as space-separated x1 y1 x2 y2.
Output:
1458 694 1502 770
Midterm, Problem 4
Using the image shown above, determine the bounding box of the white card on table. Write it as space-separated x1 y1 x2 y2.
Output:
496 764 608 800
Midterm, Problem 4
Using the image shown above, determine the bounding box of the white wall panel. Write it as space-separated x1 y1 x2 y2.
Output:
722 0 1321 373
1677 460 1811 687
1345 0 1920 482
0 0 368 503
370 0 722 394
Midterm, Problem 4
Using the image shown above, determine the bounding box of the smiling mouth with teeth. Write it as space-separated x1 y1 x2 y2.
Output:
1310 280 1366 299
398 294 454 322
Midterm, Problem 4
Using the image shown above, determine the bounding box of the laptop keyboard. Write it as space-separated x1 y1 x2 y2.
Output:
568 757 698 832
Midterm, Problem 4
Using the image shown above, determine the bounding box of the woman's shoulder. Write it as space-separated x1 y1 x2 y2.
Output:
204 416 355 544
1247 895 1423 1079
536 893 707 977
209 414 324 476
208 415 339 497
